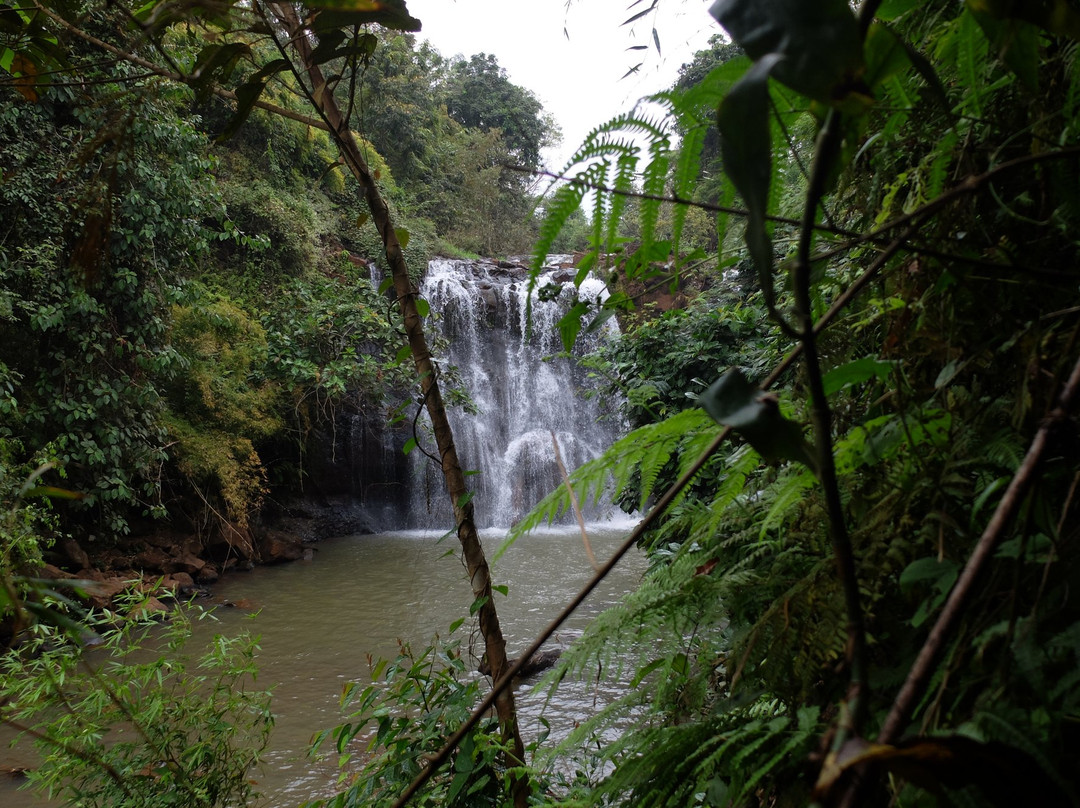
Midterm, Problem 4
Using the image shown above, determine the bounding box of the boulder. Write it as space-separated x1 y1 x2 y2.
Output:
82 576 133 610
259 530 305 564
170 552 206 576
169 571 195 590
132 546 172 573
37 563 77 581
60 537 90 571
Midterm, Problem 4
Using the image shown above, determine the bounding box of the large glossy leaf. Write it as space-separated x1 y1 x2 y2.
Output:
815 734 1073 808
969 9 1042 90
700 368 817 472
309 0 421 34
708 0 865 103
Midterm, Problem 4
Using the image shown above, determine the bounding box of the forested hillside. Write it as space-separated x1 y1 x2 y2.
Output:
3 1 1080 808
0 2 566 575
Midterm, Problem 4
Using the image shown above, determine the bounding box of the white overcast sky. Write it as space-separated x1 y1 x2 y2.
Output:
404 0 720 169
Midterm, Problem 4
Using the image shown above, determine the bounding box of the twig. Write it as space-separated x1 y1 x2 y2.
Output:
876 351 1080 744
551 431 598 572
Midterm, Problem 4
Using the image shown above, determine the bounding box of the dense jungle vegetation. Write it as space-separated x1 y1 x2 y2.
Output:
3 1 1080 807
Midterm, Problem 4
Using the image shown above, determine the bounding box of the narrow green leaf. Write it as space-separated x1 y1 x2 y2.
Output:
557 301 590 352
717 54 781 308
24 485 85 500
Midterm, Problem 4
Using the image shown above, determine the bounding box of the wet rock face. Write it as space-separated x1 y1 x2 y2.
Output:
403 256 624 529
292 254 624 533
258 530 305 564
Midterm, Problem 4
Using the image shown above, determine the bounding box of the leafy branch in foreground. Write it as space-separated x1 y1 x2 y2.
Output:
502 1 1080 806
0 599 273 808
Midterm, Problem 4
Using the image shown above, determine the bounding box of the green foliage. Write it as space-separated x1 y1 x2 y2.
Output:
0 79 219 538
444 52 552 172
306 633 511 808
588 288 782 427
522 2 1080 805
162 295 281 529
0 604 273 808
259 261 410 424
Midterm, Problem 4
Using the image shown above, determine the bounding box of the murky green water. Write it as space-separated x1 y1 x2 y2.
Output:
1 523 645 807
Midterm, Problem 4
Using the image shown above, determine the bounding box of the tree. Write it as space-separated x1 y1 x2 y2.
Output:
444 52 552 172
1 1 530 805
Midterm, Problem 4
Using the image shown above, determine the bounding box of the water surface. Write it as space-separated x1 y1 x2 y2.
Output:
1 524 644 807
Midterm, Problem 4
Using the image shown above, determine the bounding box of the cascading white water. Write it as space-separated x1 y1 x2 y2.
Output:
407 256 622 530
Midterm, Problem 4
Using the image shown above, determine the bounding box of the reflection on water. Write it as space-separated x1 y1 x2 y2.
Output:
1 523 644 807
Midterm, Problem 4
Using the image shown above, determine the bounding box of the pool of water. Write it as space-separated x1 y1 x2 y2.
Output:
1 523 644 807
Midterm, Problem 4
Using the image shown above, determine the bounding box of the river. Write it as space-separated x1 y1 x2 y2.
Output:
1 522 645 807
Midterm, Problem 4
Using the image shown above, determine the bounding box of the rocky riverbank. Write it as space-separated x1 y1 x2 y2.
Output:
30 500 363 614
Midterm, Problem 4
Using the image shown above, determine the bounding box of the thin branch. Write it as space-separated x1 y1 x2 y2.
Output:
551 431 599 572
876 351 1080 744
792 108 869 736
30 0 332 131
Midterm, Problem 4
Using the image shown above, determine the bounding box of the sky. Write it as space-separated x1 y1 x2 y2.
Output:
404 0 720 170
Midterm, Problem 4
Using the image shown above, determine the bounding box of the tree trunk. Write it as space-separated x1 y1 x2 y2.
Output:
271 5 529 804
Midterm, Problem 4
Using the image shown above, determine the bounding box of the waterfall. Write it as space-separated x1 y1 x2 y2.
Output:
406 256 622 530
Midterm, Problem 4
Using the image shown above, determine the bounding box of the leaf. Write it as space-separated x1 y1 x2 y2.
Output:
24 485 86 501
968 0 1080 40
899 557 959 590
9 52 38 101
557 301 591 352
815 734 1073 808
969 8 1041 90
876 0 922 19
822 356 895 396
708 0 866 104
699 368 818 472
863 23 913 91
309 1 422 34
218 80 266 141
394 227 410 249
717 54 782 308
414 297 429 317
356 212 370 228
